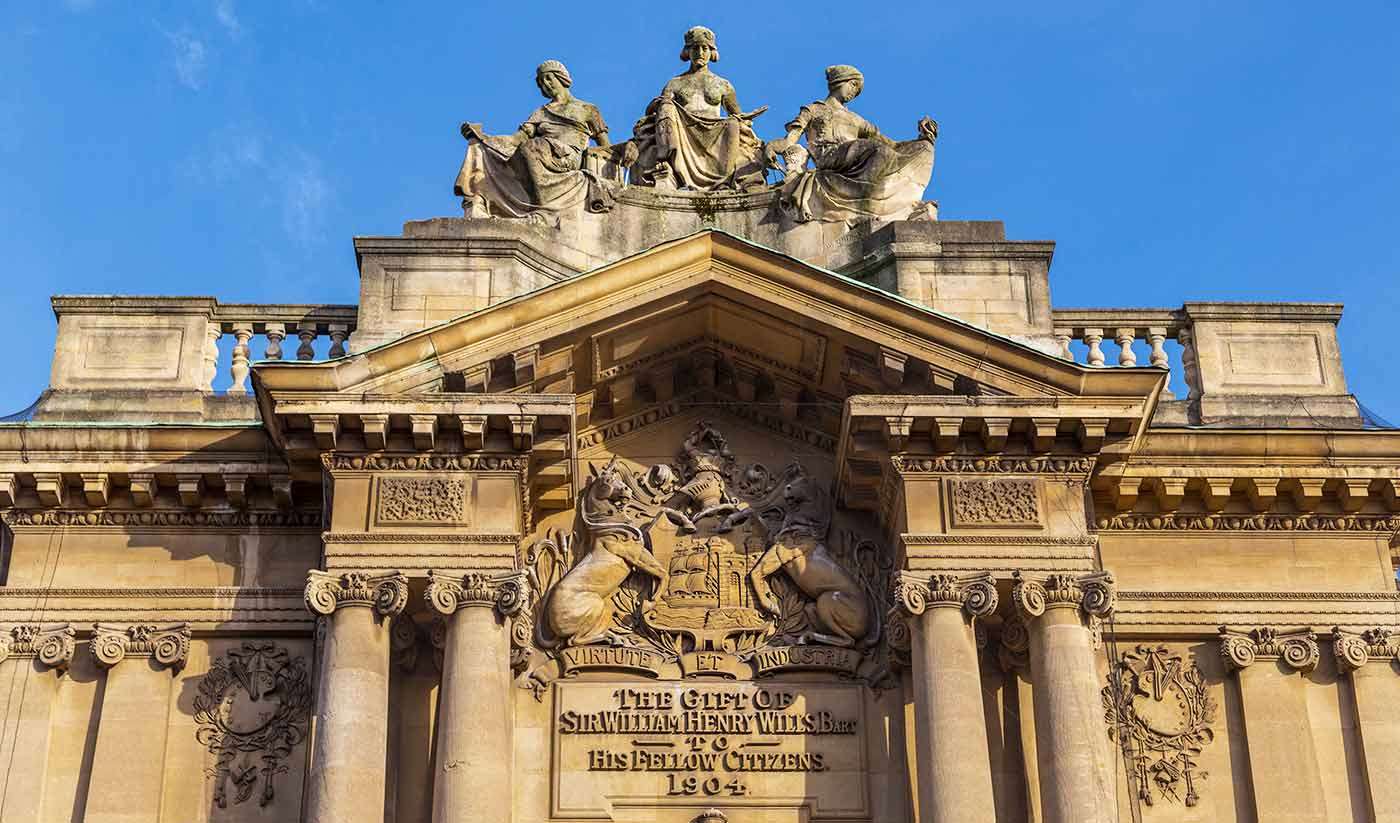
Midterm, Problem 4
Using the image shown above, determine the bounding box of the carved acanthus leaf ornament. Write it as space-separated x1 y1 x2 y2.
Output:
92 622 191 670
304 571 410 618
1218 626 1319 673
0 624 75 670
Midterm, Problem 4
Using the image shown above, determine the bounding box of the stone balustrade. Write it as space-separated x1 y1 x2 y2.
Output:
207 303 358 394
1050 307 1192 392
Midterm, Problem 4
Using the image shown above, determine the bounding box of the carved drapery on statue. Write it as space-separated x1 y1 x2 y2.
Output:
451 28 939 217
523 421 891 686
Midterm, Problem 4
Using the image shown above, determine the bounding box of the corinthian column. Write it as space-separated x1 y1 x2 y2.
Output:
893 571 998 823
83 623 191 823
303 570 409 823
425 569 528 823
0 624 75 823
1011 571 1116 823
1334 628 1400 822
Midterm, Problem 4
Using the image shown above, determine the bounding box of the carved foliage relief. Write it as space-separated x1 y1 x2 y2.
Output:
1102 645 1217 808
375 476 468 525
194 641 313 809
948 478 1040 527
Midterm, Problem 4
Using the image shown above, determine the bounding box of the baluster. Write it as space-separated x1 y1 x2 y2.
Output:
264 323 286 361
296 325 317 361
1146 327 1169 368
1115 327 1138 366
328 323 348 358
202 324 222 391
1083 328 1105 367
227 324 254 395
1052 328 1074 361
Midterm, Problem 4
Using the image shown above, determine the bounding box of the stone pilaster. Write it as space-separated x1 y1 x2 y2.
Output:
1333 628 1400 822
83 623 191 823
0 625 75 823
892 571 999 823
303 571 409 823
425 569 528 823
1219 626 1327 822
1011 571 1116 823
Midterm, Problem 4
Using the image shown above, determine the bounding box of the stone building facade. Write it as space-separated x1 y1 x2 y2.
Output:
2 36 1398 823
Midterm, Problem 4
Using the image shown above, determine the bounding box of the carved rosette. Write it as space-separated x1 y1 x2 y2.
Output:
303 570 410 618
0 624 76 670
891 571 998 621
997 615 1031 672
1218 626 1320 673
92 622 191 670
1011 571 1115 623
1331 626 1400 674
425 570 530 620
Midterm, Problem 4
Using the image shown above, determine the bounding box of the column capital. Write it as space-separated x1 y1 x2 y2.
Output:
1218 626 1319 673
1332 626 1400 674
304 570 410 618
0 624 76 670
1011 570 1115 621
92 622 191 670
891 571 998 620
425 569 529 619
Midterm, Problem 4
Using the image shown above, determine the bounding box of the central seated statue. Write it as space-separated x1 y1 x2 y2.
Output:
628 26 770 192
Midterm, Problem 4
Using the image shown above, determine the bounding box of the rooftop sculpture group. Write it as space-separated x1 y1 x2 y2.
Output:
453 26 938 225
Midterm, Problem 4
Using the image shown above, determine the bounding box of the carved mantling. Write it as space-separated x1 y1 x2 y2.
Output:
891 571 998 621
0 624 76 670
1012 571 1116 624
1332 627 1400 673
303 571 410 618
92 622 191 670
1218 626 1320 673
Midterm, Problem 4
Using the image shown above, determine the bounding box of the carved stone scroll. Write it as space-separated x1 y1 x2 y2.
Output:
1011 571 1116 623
92 622 191 670
1332 626 1400 673
0 624 76 670
892 571 998 620
303 571 410 618
425 569 529 619
1102 644 1217 807
1218 626 1320 673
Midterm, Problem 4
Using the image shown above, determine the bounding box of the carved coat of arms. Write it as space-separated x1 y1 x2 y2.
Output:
524 422 888 681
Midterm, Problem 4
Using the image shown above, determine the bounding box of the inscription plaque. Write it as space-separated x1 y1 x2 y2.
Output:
552 682 869 819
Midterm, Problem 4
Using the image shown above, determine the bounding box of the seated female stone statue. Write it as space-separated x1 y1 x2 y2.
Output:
768 65 938 223
629 26 769 191
453 60 633 219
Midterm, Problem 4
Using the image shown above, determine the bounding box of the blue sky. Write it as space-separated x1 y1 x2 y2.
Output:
2 2 1398 420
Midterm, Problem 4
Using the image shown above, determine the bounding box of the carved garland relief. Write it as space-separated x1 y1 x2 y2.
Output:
947 478 1041 527
1102 645 1217 807
375 476 469 525
193 641 313 809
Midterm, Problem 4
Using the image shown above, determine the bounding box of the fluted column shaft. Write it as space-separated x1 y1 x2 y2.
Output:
0 625 75 822
427 570 528 823
1335 629 1400 822
83 623 191 823
1012 572 1116 823
894 572 998 823
304 571 409 823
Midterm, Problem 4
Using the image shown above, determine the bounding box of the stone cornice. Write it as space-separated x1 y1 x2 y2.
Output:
0 624 75 670
92 622 191 670
424 569 529 618
304 571 409 617
1 509 320 529
325 453 529 472
1333 627 1400 673
1218 626 1319 673
1095 513 1400 533
322 531 521 544
0 587 309 632
892 455 1096 478
1012 571 1116 620
891 571 998 620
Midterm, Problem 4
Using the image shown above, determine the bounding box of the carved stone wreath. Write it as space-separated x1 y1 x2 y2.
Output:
194 641 313 809
1102 644 1216 807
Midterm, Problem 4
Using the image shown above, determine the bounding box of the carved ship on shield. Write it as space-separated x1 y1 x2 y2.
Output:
644 517 771 651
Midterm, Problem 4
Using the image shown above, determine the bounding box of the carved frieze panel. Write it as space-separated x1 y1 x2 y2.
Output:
1103 645 1217 808
375 476 470 525
947 478 1041 527
194 641 313 809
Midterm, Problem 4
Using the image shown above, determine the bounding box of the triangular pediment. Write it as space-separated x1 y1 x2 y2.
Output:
256 229 1162 403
